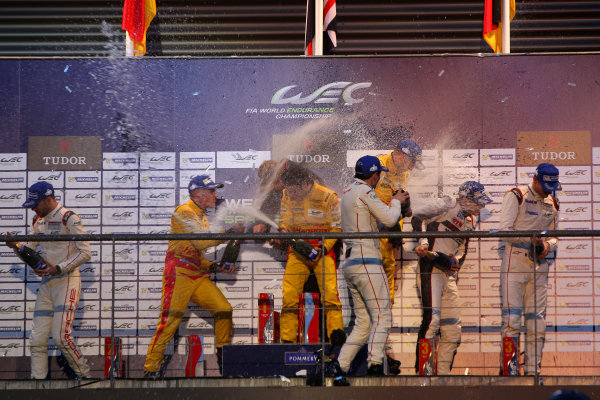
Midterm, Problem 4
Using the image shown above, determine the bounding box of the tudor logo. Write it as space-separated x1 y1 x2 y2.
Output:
60 141 70 154
304 139 315 152
271 82 372 105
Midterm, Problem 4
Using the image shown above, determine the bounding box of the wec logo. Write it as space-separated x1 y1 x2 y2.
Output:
272 82 372 105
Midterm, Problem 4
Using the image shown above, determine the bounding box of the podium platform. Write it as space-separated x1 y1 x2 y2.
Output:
221 343 368 377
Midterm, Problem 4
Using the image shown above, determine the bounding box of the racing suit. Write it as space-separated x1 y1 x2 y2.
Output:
411 197 474 375
144 199 232 373
375 152 411 304
337 178 402 371
279 182 343 343
499 184 559 375
23 203 91 379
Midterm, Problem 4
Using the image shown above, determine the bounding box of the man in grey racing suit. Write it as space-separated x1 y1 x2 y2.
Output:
6 182 91 379
411 181 492 375
499 163 560 375
337 155 409 376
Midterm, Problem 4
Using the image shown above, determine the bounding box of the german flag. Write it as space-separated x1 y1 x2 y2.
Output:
483 0 515 53
122 0 157 56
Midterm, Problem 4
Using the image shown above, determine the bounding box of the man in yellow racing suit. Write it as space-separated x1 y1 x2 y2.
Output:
144 175 243 377
375 139 424 304
277 162 345 343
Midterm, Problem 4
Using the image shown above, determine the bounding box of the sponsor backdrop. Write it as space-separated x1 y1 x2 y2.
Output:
0 55 599 375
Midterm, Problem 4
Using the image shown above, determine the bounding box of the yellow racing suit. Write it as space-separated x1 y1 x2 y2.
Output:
279 183 344 342
144 200 232 373
375 152 411 304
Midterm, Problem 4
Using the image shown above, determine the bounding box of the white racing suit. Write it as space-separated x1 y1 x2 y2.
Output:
411 197 475 375
499 184 558 375
337 178 402 371
22 203 92 379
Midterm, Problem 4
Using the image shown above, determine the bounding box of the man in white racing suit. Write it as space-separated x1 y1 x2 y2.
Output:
6 182 91 379
499 163 560 375
412 181 492 375
337 155 409 376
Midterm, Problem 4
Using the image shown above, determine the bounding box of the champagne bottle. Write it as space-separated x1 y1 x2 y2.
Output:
289 239 319 261
528 243 545 261
14 243 46 270
424 251 456 273
219 239 241 271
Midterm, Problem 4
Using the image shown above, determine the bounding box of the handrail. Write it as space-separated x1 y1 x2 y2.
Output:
0 229 597 243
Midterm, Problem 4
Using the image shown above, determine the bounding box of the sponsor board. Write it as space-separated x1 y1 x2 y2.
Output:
139 207 173 225
101 225 139 234
72 319 100 337
253 262 286 277
0 302 24 320
137 299 162 318
27 170 64 188
559 203 591 221
479 241 505 260
180 316 214 334
101 263 137 281
556 277 593 296
407 167 440 187
138 281 163 300
137 319 160 337
516 131 591 166
140 170 176 188
179 170 216 188
405 185 438 202
0 172 26 189
480 333 501 353
442 149 479 167
478 167 516 185
556 259 592 274
556 315 593 331
0 320 24 338
100 319 137 337
100 300 138 319
458 260 480 277
103 152 139 170
460 332 480 353
594 166 600 183
137 263 164 281
0 338 24 357
0 283 25 301
76 300 100 319
217 151 270 169
101 207 138 225
218 280 253 299
483 185 514 204
137 225 171 244
556 184 592 203
64 189 101 207
102 281 138 300
140 152 176 170
558 240 592 258
102 170 139 188
456 277 479 297
0 209 26 226
74 208 101 226
595 203 600 220
28 136 102 171
101 244 138 263
480 277 501 297
215 262 252 280
0 190 25 208
273 133 345 168
459 298 480 315
0 154 26 171
79 263 99 281
65 170 101 188
480 148 516 166
103 189 139 207
556 332 594 352
140 189 176 207
227 298 253 318
559 221 592 230
180 152 216 170
442 167 478 185
593 147 600 165
80 281 101 300
0 263 25 282
139 244 168 263
559 166 591 184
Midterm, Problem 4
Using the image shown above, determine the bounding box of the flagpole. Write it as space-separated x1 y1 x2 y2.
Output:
125 32 134 57
314 0 324 55
501 0 511 54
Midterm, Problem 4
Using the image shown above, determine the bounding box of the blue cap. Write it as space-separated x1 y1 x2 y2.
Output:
22 182 55 208
397 140 425 170
188 175 224 192
535 163 561 192
355 155 389 175
458 181 492 206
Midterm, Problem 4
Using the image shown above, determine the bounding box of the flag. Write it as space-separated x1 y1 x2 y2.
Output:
305 0 337 55
483 0 515 53
122 0 157 56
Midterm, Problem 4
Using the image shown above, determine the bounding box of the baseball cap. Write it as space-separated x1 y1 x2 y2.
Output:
535 163 561 192
22 182 55 208
397 140 425 170
188 175 224 192
355 155 389 175
458 181 493 206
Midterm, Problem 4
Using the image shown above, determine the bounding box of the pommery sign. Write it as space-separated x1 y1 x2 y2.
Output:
28 136 102 170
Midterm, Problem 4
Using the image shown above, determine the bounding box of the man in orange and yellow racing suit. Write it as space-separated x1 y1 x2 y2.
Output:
144 175 243 377
276 162 345 343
